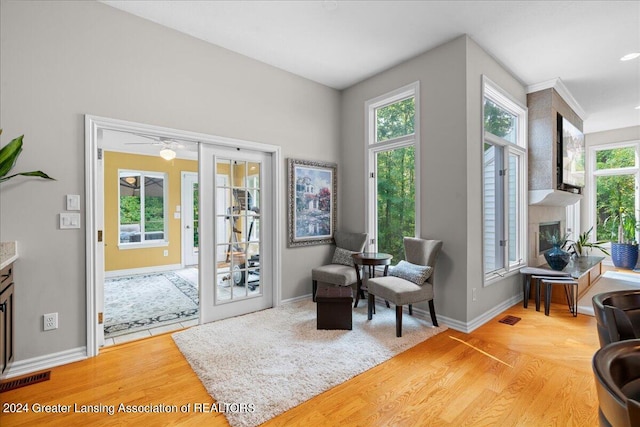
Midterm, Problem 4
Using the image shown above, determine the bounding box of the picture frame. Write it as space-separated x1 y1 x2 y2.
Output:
287 158 337 247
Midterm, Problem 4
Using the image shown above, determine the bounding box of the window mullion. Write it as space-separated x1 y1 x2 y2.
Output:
140 174 146 243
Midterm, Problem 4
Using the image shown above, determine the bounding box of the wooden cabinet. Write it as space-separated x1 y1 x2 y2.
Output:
1 263 15 375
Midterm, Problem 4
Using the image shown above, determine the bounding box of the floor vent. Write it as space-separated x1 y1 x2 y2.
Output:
0 371 51 393
498 315 521 326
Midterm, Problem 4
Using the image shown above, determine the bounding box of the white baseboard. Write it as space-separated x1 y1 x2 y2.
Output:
105 264 184 278
437 294 524 333
2 347 87 379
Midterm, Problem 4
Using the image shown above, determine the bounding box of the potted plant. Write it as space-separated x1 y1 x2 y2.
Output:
0 130 54 183
603 206 638 269
568 227 610 257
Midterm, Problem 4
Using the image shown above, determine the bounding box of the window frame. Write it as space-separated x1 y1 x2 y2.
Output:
117 169 169 249
587 140 640 248
364 82 421 255
482 76 528 285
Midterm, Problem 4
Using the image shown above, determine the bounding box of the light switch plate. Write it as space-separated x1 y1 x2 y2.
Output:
60 213 81 229
66 194 81 211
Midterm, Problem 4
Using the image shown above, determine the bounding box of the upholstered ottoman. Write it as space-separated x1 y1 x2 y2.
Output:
316 286 353 330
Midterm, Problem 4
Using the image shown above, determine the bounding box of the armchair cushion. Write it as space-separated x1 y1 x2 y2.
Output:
332 247 356 266
367 276 434 306
389 260 433 285
311 264 358 287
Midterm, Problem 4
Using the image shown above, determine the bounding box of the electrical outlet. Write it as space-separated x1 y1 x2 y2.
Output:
44 312 58 331
472 288 477 302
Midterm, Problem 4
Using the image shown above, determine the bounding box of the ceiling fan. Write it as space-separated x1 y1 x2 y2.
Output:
123 133 187 160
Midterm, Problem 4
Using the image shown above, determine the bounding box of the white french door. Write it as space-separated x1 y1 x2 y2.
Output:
181 172 199 266
199 144 274 322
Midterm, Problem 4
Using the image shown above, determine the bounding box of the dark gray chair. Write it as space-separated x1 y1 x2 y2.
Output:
593 290 640 348
593 339 640 427
366 238 443 337
311 231 368 302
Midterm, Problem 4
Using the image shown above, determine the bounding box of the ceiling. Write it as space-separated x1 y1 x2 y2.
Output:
101 0 640 134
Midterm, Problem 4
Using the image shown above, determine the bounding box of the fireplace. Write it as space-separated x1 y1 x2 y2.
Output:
539 221 561 254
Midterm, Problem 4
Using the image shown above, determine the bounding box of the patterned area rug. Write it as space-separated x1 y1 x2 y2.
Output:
105 271 199 338
172 299 447 427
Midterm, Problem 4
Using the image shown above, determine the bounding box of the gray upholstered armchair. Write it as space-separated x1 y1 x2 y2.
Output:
367 237 443 337
311 231 368 302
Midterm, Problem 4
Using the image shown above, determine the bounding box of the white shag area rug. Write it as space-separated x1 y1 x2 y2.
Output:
172 299 447 427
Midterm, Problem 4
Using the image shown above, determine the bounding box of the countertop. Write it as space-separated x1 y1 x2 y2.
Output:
0 241 18 270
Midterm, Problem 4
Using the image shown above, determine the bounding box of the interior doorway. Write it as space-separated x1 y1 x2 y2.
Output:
85 115 282 357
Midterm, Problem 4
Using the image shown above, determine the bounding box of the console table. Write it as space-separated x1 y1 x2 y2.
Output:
521 256 604 309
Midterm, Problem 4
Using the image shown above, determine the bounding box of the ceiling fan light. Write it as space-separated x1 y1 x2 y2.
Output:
620 52 640 61
160 148 176 160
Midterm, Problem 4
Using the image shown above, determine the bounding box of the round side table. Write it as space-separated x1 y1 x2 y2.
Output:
351 252 393 308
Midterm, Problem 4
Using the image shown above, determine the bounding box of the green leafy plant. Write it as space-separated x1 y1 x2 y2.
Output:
569 227 610 257
603 206 636 244
0 129 54 183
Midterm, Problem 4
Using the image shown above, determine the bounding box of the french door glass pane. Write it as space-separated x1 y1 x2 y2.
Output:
216 159 262 302
376 146 415 264
596 174 636 241
192 183 199 249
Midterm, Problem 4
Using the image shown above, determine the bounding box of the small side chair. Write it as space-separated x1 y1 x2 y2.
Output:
367 237 443 337
311 231 368 302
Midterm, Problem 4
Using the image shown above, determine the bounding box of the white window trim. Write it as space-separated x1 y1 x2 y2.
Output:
364 81 420 252
482 76 528 285
118 169 169 248
587 140 640 247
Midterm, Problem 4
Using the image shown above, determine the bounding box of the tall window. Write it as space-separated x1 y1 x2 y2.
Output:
482 77 527 281
590 143 639 244
119 171 167 245
366 82 419 264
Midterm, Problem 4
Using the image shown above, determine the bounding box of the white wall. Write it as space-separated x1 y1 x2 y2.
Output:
0 1 340 361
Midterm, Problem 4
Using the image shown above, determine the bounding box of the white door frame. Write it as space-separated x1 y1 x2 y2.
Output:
85 115 282 357
181 171 199 267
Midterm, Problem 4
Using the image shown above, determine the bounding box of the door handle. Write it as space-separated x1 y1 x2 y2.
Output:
186 225 191 229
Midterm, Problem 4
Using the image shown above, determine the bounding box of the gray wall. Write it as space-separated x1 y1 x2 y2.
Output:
341 36 526 326
0 1 340 361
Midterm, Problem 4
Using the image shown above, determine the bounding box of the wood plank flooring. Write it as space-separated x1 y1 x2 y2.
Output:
0 301 601 426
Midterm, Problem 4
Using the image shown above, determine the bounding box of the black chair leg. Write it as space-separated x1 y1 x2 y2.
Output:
409 304 413 315
312 280 317 302
396 305 403 337
429 299 438 327
367 293 374 320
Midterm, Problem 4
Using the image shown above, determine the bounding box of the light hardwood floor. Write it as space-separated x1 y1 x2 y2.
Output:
1 301 600 426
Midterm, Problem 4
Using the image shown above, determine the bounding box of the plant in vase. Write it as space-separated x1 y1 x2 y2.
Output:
542 231 571 271
603 206 638 269
568 226 610 257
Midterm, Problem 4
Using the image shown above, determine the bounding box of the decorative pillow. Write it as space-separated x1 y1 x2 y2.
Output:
390 260 433 285
332 247 356 266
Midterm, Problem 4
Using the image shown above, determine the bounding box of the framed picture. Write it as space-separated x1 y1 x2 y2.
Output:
287 158 337 247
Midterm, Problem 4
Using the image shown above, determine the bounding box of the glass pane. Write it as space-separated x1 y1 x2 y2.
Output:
119 173 141 243
483 143 502 272
233 161 246 187
484 98 517 144
376 146 415 265
508 153 518 263
596 147 635 170
375 97 415 143
248 163 260 188
144 176 164 240
217 273 231 301
596 174 636 241
192 183 199 249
